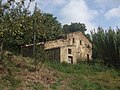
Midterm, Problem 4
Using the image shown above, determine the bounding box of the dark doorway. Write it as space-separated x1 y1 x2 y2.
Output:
87 54 89 60
68 56 73 64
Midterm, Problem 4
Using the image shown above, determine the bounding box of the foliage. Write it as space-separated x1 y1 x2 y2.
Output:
91 27 120 68
47 61 109 74
32 47 48 71
0 53 120 90
0 51 21 90
29 82 44 90
46 61 120 90
63 22 87 34
0 0 34 54
0 0 63 54
41 13 63 41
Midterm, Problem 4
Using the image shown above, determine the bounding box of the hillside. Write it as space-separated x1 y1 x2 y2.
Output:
0 52 120 90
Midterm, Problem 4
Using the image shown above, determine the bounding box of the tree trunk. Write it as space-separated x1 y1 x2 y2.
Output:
33 32 36 57
0 40 3 62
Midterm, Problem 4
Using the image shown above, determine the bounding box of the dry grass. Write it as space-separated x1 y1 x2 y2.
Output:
0 52 120 90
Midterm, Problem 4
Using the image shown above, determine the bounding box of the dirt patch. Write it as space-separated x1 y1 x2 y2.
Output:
16 65 60 89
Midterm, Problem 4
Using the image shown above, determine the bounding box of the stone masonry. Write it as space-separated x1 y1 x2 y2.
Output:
21 31 92 64
44 31 92 64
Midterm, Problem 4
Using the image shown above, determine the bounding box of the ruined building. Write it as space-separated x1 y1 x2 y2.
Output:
21 31 92 64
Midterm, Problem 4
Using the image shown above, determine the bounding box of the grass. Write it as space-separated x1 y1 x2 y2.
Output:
46 61 120 90
0 52 120 90
28 82 44 90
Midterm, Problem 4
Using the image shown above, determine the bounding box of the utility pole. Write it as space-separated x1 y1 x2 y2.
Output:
33 3 37 57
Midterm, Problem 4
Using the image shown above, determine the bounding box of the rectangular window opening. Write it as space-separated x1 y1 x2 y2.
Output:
73 38 75 43
80 40 82 45
68 49 72 54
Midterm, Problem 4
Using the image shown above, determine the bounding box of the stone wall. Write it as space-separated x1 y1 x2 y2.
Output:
67 31 92 48
21 43 44 57
60 45 77 64
45 47 60 62
67 31 92 61
21 31 92 63
44 39 68 49
44 31 92 63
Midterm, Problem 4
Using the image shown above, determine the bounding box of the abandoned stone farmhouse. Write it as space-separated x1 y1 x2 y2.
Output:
21 31 92 64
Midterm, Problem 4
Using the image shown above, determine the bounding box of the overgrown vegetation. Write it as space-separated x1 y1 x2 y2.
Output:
0 0 120 89
0 0 63 55
46 61 120 90
0 53 120 90
91 27 120 68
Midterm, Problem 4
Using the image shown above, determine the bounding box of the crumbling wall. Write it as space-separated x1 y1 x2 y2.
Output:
44 39 68 49
60 46 77 64
21 31 92 63
21 44 44 57
67 31 92 61
45 47 60 62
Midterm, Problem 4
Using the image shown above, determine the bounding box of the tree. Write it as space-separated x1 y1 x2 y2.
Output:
91 27 120 68
63 22 87 34
0 0 63 56
0 0 34 57
42 13 63 41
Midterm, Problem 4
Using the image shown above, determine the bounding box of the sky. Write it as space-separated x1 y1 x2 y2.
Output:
5 0 120 33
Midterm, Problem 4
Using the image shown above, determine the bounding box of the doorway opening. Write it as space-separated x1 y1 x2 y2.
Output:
68 56 73 64
87 54 89 60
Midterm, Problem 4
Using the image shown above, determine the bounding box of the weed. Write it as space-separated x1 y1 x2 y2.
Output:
28 82 44 90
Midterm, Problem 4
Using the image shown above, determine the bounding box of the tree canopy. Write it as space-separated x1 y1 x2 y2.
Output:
63 22 87 34
0 0 63 53
91 27 120 68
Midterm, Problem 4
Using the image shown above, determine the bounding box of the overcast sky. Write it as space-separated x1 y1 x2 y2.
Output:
19 0 120 33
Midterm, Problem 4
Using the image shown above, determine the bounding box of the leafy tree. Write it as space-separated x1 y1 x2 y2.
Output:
63 22 87 34
0 0 34 57
42 13 63 41
91 27 120 68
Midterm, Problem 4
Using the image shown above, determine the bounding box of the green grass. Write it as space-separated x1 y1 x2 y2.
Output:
28 83 44 90
0 52 120 90
46 61 120 90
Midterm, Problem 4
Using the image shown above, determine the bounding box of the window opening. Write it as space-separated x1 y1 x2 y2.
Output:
73 38 75 43
80 40 82 45
68 49 72 54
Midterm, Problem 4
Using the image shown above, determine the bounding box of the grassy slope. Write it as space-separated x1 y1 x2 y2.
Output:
47 62 120 90
0 52 120 90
